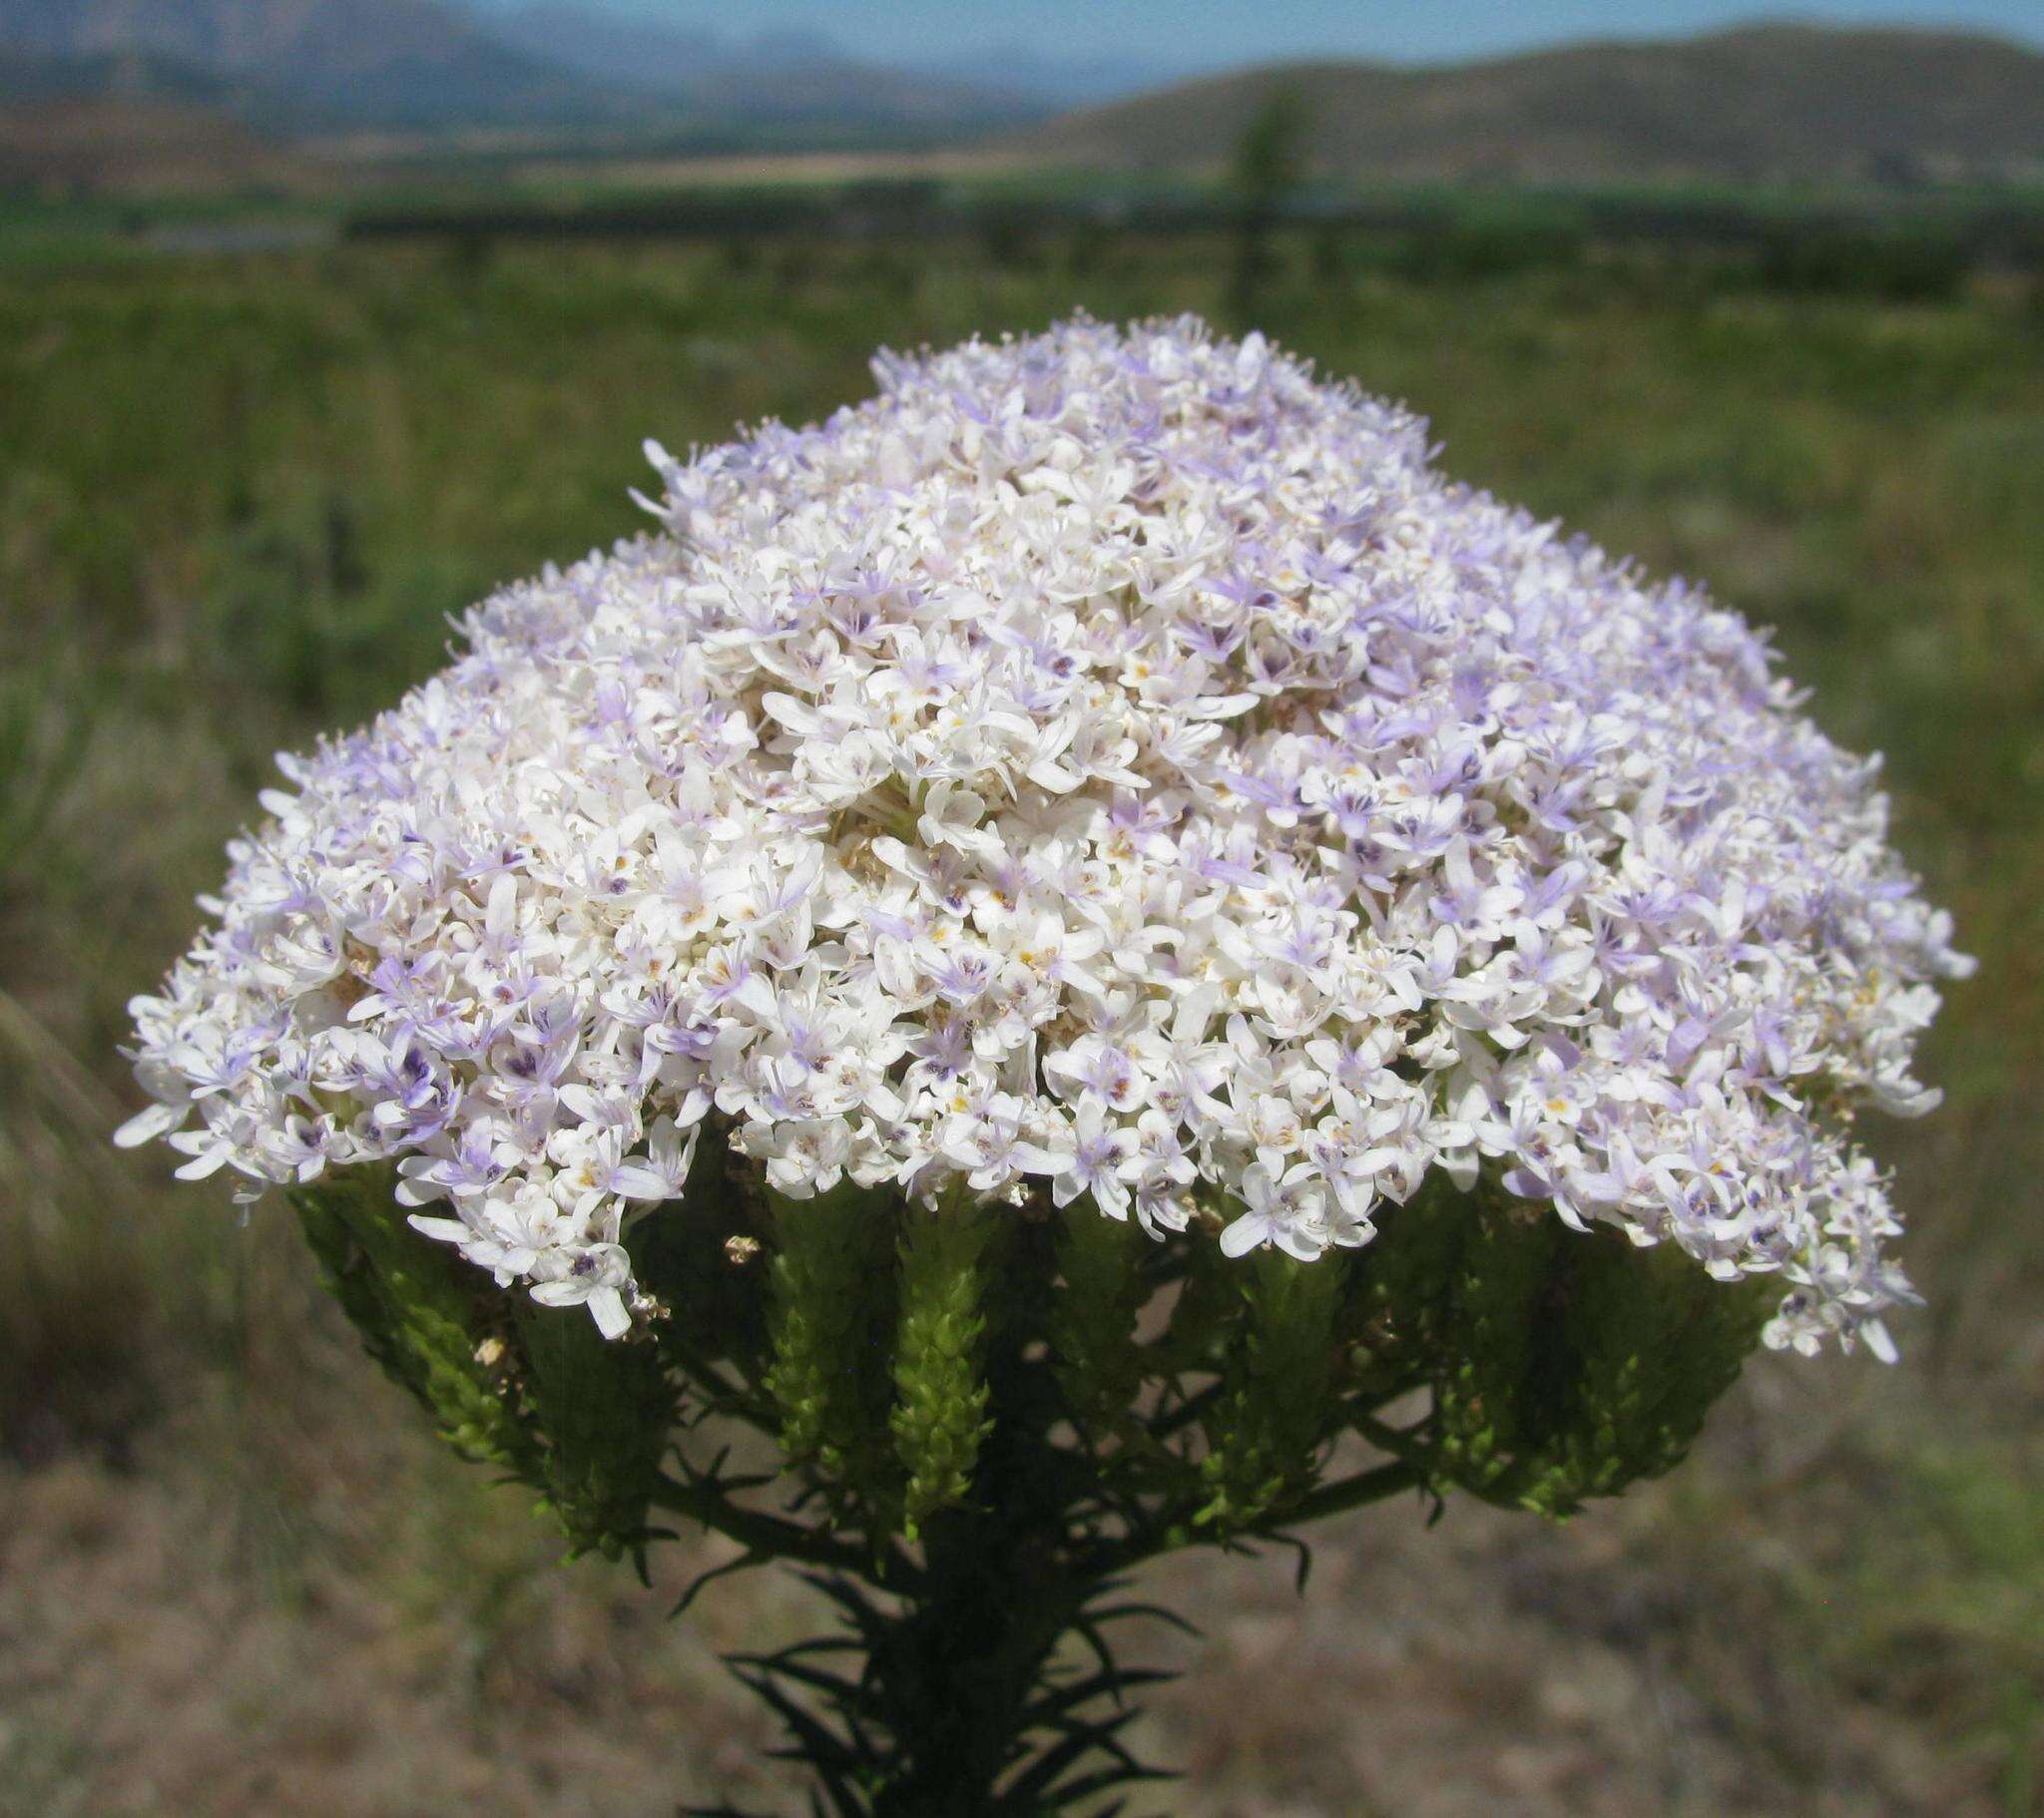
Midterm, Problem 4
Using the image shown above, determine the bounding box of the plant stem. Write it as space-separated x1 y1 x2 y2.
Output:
650 1472 891 1582
1280 1457 1424 1526
862 1517 1093 1814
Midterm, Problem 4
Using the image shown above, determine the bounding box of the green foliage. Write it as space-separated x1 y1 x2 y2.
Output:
0 654 92 890
1511 1234 1775 1517
694 1570 1177 1818
1431 1200 1568 1500
1150 1213 1240 1376
1343 1176 1469 1386
626 1130 772 1394
291 1171 536 1478
291 1151 1776 1811
1391 220 1586 283
1421 1200 1770 1517
293 1172 672 1563
1198 1248 1347 1534
197 485 460 724
1230 86 1309 207
512 1296 676 1565
1045 1204 1150 1451
295 1155 1771 1567
1227 84 1310 324
889 1197 998 1539
1758 227 1970 302
764 1182 902 1517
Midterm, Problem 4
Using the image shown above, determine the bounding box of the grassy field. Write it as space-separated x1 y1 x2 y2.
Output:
1 225 2041 1817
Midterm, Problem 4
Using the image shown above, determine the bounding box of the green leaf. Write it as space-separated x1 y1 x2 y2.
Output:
294 1170 674 1563
1343 1174 1470 1371
890 1196 998 1537
1431 1197 1566 1501
291 1171 536 1478
764 1180 904 1520
1197 1246 1346 1534
1414 1190 1770 1516
1515 1231 1774 1517
513 1291 677 1564
627 1128 771 1383
1046 1205 1150 1450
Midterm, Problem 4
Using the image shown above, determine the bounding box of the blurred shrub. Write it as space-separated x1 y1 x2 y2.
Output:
851 242 919 304
442 227 496 288
1228 85 1308 323
978 206 1047 274
1310 227 1353 283
1065 221 1113 279
197 487 454 725
773 240 819 292
0 655 93 893
1392 220 1586 282
1758 228 1971 302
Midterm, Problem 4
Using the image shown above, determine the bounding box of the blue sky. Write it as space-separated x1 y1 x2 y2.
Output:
471 2 2044 73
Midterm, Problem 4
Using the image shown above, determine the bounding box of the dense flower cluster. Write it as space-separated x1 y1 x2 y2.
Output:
119 316 1968 1355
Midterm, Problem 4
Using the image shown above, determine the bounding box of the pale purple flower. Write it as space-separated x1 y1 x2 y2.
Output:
115 315 1965 1352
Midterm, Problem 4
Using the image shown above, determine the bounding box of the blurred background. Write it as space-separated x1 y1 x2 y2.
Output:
1 2 2041 1813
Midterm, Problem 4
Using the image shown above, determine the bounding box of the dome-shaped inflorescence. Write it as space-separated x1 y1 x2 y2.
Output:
119 315 1969 1360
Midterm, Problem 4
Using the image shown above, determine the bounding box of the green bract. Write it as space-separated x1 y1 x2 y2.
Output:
293 1146 1766 1815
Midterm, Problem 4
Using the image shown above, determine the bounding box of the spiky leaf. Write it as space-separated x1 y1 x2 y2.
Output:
513 1295 677 1563
1418 1192 1769 1516
295 1169 673 1563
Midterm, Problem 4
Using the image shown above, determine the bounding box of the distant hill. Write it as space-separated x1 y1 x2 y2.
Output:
7 12 2036 179
1010 25 2044 183
0 45 241 109
0 0 1059 142
0 0 637 131
898 44 1178 109
0 46 318 194
482 5 1047 137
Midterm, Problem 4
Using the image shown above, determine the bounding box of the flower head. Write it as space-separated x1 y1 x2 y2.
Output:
120 315 1969 1354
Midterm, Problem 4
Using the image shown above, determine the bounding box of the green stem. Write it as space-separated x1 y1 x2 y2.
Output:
649 1473 903 1584
862 1518 1098 1816
1279 1457 1424 1527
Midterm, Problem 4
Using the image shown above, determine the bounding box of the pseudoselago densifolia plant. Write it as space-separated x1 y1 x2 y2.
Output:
119 316 1969 1815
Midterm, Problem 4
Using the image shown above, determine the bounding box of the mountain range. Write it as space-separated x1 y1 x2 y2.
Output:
0 4 2039 182
0 0 625 130
1012 25 2044 183
0 0 1066 137
475 6 1047 137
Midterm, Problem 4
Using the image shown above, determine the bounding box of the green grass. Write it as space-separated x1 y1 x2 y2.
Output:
1 226 2040 1814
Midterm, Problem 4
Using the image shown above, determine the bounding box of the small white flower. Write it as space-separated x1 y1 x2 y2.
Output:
530 1242 635 1339
917 780 1001 856
612 1115 699 1202
115 315 1964 1352
1222 1160 1333 1262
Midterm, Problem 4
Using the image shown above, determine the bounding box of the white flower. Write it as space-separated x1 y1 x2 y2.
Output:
1222 1160 1335 1262
530 1242 635 1340
1041 1098 1142 1217
612 1115 700 1202
112 1052 194 1148
917 780 1001 856
116 315 1966 1351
